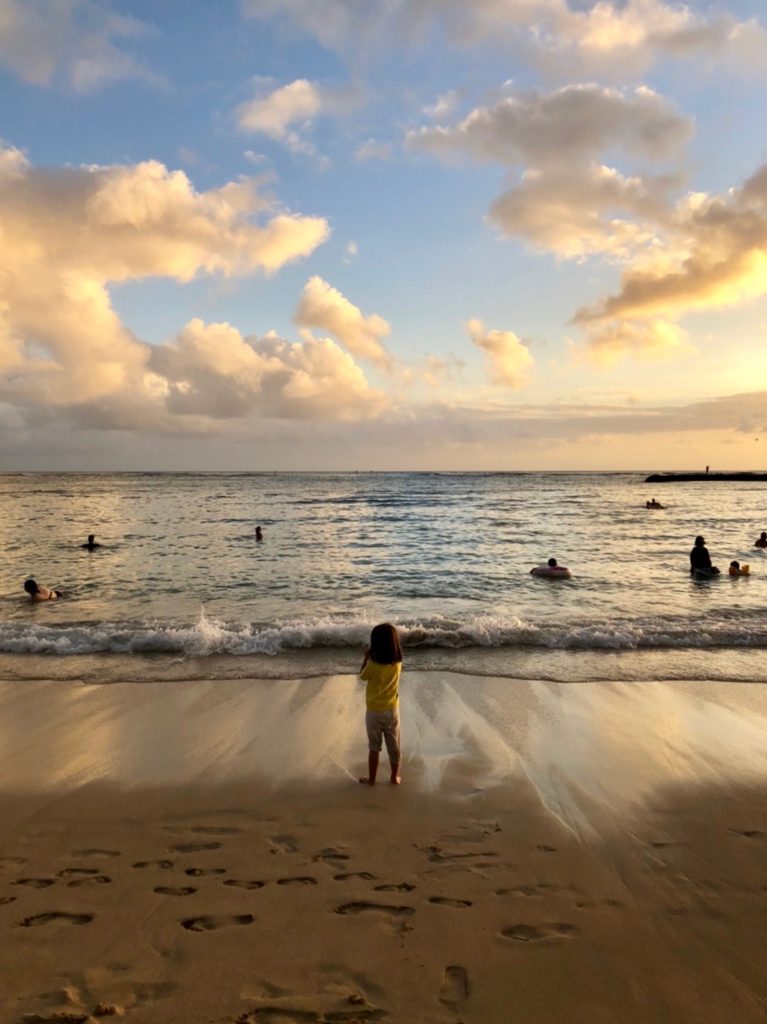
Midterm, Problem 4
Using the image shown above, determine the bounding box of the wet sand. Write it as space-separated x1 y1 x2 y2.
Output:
1 674 767 1023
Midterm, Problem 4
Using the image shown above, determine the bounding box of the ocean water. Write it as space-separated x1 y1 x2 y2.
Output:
2 471 767 684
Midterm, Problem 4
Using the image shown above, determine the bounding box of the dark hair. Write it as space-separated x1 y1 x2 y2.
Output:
369 622 402 665
730 560 740 568
547 557 557 567
88 535 95 543
694 536 705 546
24 579 38 595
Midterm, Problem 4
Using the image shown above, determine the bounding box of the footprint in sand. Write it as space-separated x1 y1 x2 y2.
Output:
234 1003 385 1023
133 859 174 870
729 828 765 839
427 846 498 864
71 848 120 859
428 897 472 908
19 1014 95 1023
185 867 227 877
0 896 17 905
155 886 197 897
335 902 415 917
181 914 254 932
18 912 94 928
14 878 56 889
374 882 415 892
277 877 317 886
312 848 350 864
495 886 539 898
269 835 298 854
439 965 469 1006
575 899 624 911
335 872 377 882
224 879 266 890
58 868 100 878
536 845 558 854
501 922 578 942
168 842 222 854
68 875 111 888
189 826 242 835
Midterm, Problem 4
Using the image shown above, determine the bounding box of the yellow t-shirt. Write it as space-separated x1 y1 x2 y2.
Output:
360 660 401 712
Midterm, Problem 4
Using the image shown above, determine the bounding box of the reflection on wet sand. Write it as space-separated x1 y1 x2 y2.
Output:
1 674 766 832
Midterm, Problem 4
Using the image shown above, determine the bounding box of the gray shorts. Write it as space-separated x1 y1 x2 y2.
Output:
366 708 400 762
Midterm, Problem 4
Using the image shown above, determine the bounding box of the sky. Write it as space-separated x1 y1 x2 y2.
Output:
1 0 767 471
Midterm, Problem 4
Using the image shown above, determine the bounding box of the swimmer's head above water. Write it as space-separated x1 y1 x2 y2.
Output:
23 579 60 600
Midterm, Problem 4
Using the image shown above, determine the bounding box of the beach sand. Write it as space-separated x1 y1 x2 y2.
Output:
1 673 767 1023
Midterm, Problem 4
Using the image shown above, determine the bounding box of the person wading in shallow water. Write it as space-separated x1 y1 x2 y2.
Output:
690 535 719 575
358 623 403 787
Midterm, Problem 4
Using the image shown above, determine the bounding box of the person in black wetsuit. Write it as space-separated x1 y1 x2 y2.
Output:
690 535 719 575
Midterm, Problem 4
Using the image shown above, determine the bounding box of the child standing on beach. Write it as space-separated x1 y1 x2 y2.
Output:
358 623 402 786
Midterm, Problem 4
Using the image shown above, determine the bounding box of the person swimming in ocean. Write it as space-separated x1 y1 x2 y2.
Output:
690 535 719 575
530 558 571 577
24 579 61 601
646 498 664 509
255 526 263 541
755 532 767 548
80 534 102 550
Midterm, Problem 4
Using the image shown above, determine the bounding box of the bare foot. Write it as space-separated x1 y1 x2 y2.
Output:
358 777 375 786
390 775 401 786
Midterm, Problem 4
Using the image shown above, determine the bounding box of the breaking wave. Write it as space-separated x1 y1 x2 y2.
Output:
1 607 767 657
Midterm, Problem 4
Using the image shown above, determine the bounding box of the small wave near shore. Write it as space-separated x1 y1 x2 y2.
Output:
3 606 767 658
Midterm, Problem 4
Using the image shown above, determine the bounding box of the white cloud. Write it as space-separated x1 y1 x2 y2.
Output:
0 145 330 416
488 164 674 259
241 0 389 52
468 318 534 388
409 84 691 167
572 163 767 360
422 90 459 120
295 276 392 367
149 318 385 423
0 0 159 93
236 77 360 166
237 78 323 139
576 318 690 365
353 139 393 163
242 0 767 76
409 85 688 261
244 149 269 166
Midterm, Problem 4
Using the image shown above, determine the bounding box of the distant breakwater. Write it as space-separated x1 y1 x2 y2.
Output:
645 472 767 482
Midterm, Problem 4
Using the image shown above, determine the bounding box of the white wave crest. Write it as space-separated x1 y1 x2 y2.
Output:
1 608 767 657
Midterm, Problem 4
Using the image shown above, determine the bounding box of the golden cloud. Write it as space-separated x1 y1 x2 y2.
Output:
295 276 392 367
0 145 396 427
467 318 534 388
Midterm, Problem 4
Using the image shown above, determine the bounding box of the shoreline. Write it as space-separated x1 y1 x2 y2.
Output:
2 674 767 1022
